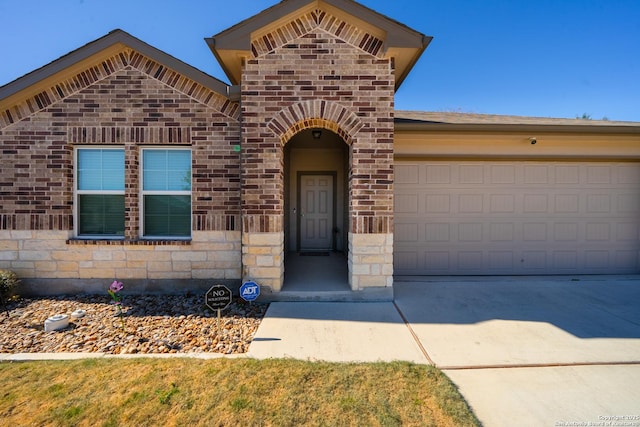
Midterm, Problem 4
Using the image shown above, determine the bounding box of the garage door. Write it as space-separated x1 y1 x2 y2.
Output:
394 161 640 275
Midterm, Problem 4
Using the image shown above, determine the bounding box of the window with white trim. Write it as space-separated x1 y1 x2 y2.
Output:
141 148 192 238
75 148 125 237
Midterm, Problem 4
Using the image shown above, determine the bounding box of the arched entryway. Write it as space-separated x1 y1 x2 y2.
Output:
283 128 350 291
241 98 394 297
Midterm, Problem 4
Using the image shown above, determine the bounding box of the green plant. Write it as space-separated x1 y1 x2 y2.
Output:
156 383 179 405
107 280 125 331
0 269 19 299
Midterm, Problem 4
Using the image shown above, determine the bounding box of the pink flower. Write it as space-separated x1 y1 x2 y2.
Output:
109 280 123 293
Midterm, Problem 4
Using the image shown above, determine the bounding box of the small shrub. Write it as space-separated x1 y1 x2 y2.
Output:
0 269 19 299
156 383 179 405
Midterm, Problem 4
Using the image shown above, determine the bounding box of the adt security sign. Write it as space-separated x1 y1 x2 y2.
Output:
240 281 260 302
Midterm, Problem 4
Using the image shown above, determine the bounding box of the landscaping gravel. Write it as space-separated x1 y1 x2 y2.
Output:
0 295 267 355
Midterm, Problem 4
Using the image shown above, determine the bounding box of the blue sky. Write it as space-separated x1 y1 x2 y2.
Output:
1 0 639 121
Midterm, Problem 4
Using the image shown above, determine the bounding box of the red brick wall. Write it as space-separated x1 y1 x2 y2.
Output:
0 50 241 236
1 9 397 239
241 9 395 234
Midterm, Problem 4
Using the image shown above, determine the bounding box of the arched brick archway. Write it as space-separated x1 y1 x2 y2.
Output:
241 99 393 294
238 13 397 294
267 100 363 145
268 102 357 255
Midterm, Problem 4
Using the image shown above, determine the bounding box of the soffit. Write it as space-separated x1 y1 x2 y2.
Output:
206 0 431 89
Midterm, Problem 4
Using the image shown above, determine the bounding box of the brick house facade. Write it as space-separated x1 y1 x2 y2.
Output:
2 0 639 297
0 0 428 297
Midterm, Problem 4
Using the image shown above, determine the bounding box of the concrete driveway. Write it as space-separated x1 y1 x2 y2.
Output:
250 275 640 426
394 275 640 427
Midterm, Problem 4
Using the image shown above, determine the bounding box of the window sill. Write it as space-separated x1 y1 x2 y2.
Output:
66 239 191 246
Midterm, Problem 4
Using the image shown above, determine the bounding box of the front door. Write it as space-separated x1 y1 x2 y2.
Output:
299 174 334 251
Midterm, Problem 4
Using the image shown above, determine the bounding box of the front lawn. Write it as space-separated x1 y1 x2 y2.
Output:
0 358 479 426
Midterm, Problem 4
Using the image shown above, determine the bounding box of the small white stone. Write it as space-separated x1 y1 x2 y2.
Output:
44 314 69 332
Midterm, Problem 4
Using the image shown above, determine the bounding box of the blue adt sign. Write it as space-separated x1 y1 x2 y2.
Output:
240 281 260 302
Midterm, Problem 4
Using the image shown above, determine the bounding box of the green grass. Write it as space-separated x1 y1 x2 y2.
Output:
0 358 480 427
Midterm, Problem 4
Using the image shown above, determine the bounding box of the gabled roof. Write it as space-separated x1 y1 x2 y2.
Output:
395 111 640 134
0 29 233 112
206 0 431 89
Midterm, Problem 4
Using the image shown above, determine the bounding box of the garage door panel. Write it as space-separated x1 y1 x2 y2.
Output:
488 251 515 270
523 223 547 241
459 194 484 213
459 165 484 184
395 251 419 271
615 251 639 269
555 194 580 213
554 223 579 241
521 251 547 269
552 251 579 269
425 223 450 242
587 194 612 213
555 166 580 184
395 194 419 213
616 223 639 241
459 223 483 241
586 165 612 184
524 165 550 184
425 194 451 213
617 194 640 213
395 164 420 184
586 223 611 241
425 251 450 271
490 194 516 213
395 223 419 242
523 194 549 213
426 164 451 184
618 165 640 184
491 165 516 184
394 161 640 275
459 251 483 270
585 251 610 268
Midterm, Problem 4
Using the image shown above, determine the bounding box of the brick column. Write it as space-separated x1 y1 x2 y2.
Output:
348 121 395 290
239 126 286 290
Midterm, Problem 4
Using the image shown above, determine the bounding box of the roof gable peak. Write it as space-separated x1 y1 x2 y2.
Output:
0 30 238 128
249 7 385 59
207 0 431 89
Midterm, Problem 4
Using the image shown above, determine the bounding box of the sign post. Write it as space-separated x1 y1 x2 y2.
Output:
239 281 260 303
205 285 232 332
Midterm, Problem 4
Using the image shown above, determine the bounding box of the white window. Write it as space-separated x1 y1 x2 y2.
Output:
75 148 125 237
141 148 191 238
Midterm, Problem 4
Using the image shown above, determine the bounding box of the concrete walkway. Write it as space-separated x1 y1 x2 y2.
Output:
249 275 640 427
247 301 427 363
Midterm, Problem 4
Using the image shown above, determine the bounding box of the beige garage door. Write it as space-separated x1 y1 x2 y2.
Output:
394 161 640 275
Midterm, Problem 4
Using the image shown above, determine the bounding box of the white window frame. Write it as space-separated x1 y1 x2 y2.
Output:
74 146 125 239
140 147 192 240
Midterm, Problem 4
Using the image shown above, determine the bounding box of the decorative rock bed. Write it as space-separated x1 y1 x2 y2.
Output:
0 295 267 355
